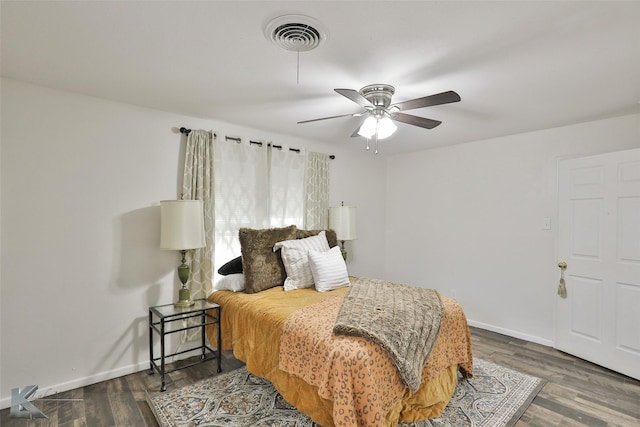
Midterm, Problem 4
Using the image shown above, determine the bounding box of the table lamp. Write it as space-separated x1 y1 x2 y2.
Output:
160 200 206 308
329 204 357 260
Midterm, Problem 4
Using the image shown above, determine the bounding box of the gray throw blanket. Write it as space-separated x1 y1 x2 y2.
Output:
333 277 443 391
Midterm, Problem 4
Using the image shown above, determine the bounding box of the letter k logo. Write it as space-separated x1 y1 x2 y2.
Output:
10 385 47 419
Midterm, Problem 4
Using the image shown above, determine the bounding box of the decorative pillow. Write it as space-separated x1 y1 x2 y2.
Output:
217 256 243 275
308 246 350 292
213 273 245 292
239 225 297 294
273 231 330 291
296 228 338 248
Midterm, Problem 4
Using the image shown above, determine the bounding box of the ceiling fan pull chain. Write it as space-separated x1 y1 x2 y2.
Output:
375 134 379 154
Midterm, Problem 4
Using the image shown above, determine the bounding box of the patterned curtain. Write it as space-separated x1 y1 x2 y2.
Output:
303 151 330 229
182 130 215 299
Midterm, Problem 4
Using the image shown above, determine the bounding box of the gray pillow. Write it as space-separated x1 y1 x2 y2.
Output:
239 225 297 293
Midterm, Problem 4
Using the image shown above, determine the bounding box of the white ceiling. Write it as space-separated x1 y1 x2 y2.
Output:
2 1 640 155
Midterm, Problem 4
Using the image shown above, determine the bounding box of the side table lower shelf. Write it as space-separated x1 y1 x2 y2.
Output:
148 299 222 392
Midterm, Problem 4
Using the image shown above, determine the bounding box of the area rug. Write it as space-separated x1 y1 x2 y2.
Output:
146 358 545 427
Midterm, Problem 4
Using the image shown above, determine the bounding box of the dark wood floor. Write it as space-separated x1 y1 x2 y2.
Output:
2 327 639 426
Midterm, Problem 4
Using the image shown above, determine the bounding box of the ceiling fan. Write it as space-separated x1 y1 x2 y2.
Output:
298 84 461 141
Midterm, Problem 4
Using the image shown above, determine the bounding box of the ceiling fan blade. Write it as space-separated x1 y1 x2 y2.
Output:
298 112 360 124
391 112 442 129
335 88 374 108
391 90 461 111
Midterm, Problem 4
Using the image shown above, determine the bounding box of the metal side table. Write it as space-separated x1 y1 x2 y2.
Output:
148 299 221 391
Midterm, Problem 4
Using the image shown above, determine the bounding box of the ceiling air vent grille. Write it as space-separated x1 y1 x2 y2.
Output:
265 15 327 52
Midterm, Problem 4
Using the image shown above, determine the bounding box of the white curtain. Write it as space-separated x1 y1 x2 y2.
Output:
213 138 262 276
214 137 267 271
213 137 325 278
269 147 305 228
182 130 215 299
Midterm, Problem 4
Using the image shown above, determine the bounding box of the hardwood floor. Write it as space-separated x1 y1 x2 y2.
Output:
2 327 638 426
470 328 640 427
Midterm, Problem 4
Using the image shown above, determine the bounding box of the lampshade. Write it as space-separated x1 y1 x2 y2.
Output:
160 200 206 250
357 116 377 139
329 206 357 241
376 116 397 139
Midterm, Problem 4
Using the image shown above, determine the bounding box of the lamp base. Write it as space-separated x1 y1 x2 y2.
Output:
174 286 195 308
174 300 195 309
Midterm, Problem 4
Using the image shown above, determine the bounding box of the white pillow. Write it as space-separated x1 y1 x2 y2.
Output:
273 231 330 291
213 273 245 292
308 246 350 292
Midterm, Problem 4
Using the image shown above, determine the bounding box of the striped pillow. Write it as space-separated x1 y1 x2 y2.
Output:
308 246 350 292
273 231 330 291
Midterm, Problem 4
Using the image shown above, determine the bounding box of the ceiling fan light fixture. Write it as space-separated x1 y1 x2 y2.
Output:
376 117 397 139
357 115 397 140
357 116 378 138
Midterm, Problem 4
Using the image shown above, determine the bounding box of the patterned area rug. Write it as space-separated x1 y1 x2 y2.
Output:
146 358 545 427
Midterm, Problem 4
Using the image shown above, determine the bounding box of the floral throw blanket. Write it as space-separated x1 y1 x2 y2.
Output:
333 277 444 391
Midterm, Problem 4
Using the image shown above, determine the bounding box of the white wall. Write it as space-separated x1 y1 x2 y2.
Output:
385 113 640 345
0 78 386 406
330 152 386 278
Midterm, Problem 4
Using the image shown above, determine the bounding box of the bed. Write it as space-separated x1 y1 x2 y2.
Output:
206 226 473 427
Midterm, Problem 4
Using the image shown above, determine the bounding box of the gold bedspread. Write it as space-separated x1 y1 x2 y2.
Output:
207 286 473 427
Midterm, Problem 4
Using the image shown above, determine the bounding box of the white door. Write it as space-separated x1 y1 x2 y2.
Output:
557 148 640 380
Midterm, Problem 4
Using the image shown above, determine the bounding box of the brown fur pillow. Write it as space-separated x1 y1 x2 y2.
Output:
296 228 338 248
239 225 297 293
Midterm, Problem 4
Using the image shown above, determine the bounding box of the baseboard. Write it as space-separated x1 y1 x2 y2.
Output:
0 338 205 411
467 319 555 348
0 361 150 410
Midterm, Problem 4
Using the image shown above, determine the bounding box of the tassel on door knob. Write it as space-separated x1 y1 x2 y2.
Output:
557 261 567 298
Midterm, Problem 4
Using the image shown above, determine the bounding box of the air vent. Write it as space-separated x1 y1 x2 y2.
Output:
265 15 327 52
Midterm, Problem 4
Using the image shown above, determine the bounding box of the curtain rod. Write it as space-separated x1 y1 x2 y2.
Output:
179 127 335 160
180 127 217 138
